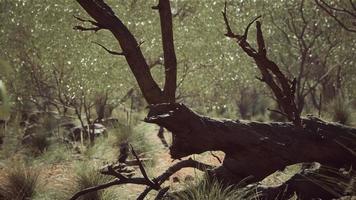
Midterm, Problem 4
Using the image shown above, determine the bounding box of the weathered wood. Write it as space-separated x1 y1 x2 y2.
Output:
256 163 355 199
145 103 356 185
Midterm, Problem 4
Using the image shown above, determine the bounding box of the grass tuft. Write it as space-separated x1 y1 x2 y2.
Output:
71 162 116 200
0 162 39 200
172 176 259 200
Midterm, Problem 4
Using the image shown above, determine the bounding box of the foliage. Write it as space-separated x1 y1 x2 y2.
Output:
0 0 355 116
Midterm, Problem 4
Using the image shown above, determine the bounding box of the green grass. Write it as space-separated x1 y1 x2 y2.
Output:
70 162 117 200
172 176 259 200
33 142 72 165
113 123 153 158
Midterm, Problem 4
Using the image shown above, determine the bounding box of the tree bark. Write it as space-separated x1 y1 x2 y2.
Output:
145 103 356 185
77 0 163 104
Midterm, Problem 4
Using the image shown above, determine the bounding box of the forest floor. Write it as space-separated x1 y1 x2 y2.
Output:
0 120 306 200
0 122 225 199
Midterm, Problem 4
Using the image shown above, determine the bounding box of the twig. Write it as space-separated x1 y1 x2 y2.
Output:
130 145 159 189
137 158 213 200
267 108 289 118
70 179 120 200
315 0 356 33
222 1 240 39
73 15 106 32
92 42 125 56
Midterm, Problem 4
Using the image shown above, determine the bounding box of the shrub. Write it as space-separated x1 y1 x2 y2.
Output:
22 131 50 156
0 162 39 200
31 132 50 153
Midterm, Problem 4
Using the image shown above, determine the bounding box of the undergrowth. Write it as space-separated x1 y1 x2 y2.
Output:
0 161 40 200
71 162 116 200
172 177 259 200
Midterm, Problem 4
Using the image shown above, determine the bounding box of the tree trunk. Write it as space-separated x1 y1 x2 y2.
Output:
145 103 356 185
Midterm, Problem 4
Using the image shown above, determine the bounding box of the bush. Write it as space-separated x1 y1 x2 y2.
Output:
22 132 50 156
0 162 39 200
31 132 50 153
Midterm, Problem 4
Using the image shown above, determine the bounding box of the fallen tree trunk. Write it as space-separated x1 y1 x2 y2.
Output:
73 1 355 198
145 103 356 185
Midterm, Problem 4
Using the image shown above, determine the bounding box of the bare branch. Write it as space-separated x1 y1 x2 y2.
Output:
92 42 125 56
318 0 356 17
130 145 159 189
73 15 106 32
315 0 356 33
177 62 189 89
71 150 213 200
222 1 241 39
243 15 262 39
70 179 120 200
154 187 170 200
267 108 289 118
137 158 213 200
302 64 338 98
222 5 301 126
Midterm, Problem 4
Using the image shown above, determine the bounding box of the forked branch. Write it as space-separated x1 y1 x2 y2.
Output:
222 3 301 126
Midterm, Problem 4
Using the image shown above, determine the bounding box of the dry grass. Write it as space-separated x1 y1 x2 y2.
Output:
0 162 39 200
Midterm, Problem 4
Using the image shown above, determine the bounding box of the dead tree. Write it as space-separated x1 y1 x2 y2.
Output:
74 0 356 198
